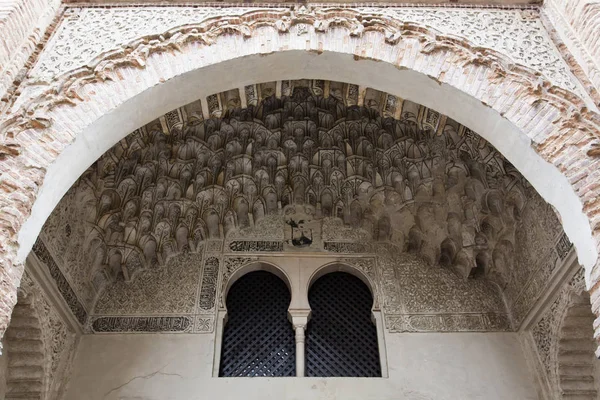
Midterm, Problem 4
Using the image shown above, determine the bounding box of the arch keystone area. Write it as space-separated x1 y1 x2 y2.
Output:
1 6 600 350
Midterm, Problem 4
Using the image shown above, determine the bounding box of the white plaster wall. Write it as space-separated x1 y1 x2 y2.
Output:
65 332 538 400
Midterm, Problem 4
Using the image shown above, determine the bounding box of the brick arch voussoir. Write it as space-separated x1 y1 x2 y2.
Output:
2 6 600 350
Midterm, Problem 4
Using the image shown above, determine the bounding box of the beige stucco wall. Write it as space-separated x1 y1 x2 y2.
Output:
0 339 8 398
64 332 537 400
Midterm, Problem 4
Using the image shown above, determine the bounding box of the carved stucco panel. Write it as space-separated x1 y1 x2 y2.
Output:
30 7 579 94
38 182 98 310
94 250 204 315
31 6 270 80
386 313 510 333
380 8 577 92
19 272 77 400
506 185 571 327
376 245 507 316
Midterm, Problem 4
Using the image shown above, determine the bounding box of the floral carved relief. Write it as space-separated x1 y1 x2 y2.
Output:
94 251 203 315
30 7 577 93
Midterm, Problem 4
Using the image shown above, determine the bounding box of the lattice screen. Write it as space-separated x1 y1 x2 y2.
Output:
306 272 381 377
219 271 295 377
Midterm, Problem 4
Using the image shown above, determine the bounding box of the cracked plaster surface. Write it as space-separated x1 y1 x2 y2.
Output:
103 364 183 399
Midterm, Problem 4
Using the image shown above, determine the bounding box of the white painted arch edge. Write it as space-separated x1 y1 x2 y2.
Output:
17 50 597 285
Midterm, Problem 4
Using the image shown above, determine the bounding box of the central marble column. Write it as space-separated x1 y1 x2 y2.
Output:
289 309 311 377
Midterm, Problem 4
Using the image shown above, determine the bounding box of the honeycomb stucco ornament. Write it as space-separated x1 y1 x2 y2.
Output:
1 5 600 351
44 85 529 290
32 80 570 337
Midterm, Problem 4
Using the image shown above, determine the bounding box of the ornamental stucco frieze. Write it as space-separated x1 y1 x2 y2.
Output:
31 6 577 93
31 6 265 80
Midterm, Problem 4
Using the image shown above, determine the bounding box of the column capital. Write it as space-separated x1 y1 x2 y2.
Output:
288 309 311 329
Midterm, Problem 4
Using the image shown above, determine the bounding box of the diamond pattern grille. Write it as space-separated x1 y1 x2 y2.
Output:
219 271 295 377
306 272 381 377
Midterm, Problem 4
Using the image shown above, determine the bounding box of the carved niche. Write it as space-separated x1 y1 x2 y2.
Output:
4 272 77 400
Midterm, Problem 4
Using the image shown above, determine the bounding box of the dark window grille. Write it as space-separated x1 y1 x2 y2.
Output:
219 271 295 377
306 272 381 377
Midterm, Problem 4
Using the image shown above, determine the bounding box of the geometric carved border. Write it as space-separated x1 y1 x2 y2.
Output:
324 242 370 254
90 315 214 333
511 231 573 328
198 256 220 312
31 238 88 325
556 232 573 261
386 312 511 333
229 241 283 252
31 7 578 94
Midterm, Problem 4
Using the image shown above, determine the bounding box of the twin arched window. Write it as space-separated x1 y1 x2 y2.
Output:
219 270 381 377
